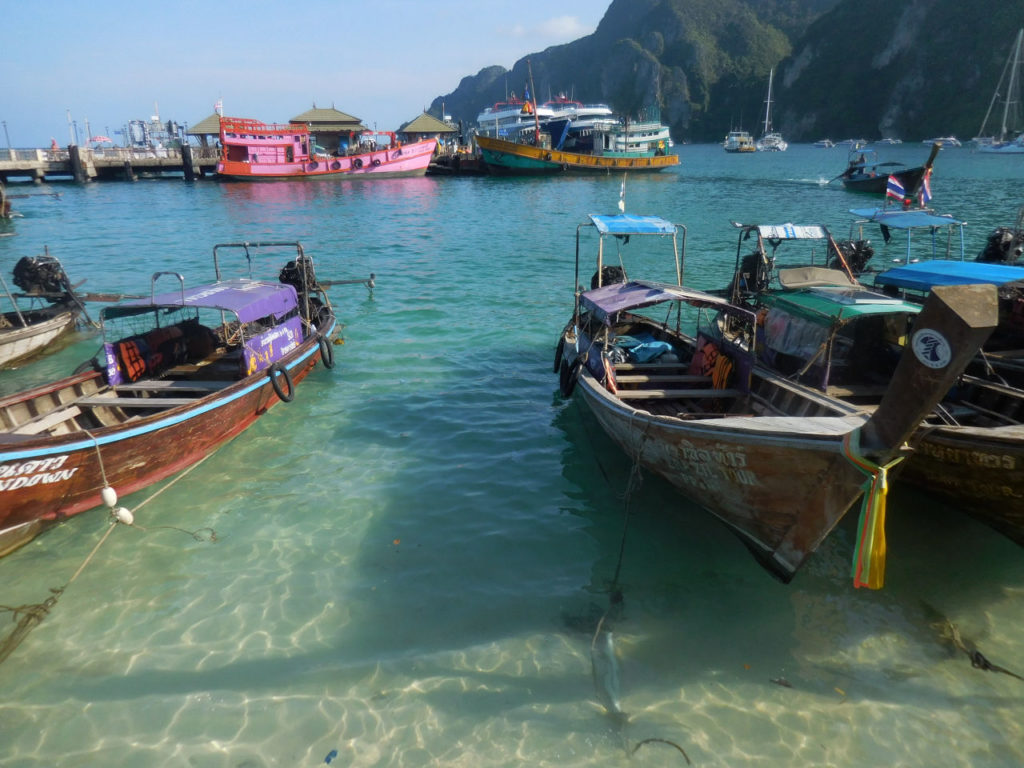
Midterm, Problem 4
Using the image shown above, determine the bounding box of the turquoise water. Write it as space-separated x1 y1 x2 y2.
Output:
1 145 1022 767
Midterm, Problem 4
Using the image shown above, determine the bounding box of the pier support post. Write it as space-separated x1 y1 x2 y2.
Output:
181 143 196 182
122 161 136 182
68 144 87 183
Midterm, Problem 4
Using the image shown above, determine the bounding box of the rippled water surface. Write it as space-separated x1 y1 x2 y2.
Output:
1 144 1022 767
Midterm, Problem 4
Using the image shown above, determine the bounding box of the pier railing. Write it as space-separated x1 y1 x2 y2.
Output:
0 145 220 182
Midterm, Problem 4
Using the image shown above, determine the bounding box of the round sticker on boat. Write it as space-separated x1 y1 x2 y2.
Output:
911 328 952 369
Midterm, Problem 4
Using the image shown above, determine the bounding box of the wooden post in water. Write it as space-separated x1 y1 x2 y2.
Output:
68 144 86 183
181 143 196 181
122 160 136 182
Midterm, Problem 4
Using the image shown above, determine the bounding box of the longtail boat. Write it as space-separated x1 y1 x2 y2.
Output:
0 242 362 557
554 214 996 585
836 143 939 195
216 117 436 180
1 251 85 369
834 209 1024 545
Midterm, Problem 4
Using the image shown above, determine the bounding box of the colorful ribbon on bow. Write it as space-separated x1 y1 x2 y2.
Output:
842 430 906 589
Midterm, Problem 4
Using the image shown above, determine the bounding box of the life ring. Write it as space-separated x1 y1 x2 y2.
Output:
558 357 580 398
330 160 341 170
318 334 335 369
352 158 363 169
307 161 319 171
269 362 294 402
372 158 382 167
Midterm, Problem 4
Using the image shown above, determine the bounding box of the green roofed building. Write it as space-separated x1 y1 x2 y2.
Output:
290 104 367 154
399 112 459 153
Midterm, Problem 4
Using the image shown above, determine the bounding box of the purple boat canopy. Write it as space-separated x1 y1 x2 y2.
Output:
581 280 740 324
105 279 298 324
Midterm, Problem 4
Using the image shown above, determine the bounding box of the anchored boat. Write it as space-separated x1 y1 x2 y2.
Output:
555 214 995 584
0 242 367 557
1 252 86 369
216 117 436 180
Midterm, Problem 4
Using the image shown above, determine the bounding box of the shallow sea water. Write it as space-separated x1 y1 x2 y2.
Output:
0 144 1022 767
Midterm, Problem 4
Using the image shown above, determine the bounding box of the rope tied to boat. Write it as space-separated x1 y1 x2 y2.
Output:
841 430 906 589
0 437 218 666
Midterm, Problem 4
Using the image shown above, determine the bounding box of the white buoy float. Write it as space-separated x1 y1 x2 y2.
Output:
112 507 134 526
100 486 118 509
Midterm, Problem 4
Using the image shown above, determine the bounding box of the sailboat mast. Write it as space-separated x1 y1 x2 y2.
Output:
1000 29 1023 141
762 69 774 135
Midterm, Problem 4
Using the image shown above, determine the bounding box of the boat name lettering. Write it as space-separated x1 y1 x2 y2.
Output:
917 443 1015 469
679 444 748 468
0 454 71 479
672 441 757 487
0 468 79 492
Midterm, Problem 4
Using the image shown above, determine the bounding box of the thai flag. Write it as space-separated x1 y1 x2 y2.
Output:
918 169 933 205
886 175 905 201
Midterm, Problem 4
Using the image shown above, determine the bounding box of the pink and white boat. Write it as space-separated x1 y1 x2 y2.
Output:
216 117 436 180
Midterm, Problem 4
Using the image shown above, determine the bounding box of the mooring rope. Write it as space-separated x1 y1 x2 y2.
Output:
0 442 218 665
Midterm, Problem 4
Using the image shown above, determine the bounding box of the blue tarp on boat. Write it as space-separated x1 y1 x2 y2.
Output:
873 260 1024 290
589 214 676 235
849 208 966 229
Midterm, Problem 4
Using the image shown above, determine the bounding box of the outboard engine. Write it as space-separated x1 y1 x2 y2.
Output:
12 254 70 301
977 226 1024 264
830 239 874 275
590 265 626 289
279 254 327 326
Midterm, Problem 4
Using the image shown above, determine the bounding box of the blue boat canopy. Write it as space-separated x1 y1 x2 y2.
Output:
874 260 1024 290
104 278 299 323
589 214 677 235
849 208 966 229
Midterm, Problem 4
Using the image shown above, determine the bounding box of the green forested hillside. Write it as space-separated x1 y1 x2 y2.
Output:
429 0 1024 142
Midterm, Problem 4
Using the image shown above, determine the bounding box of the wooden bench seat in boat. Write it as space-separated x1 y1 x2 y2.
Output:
825 384 889 398
615 374 713 385
12 405 83 435
617 388 742 400
613 362 691 371
75 396 199 409
115 380 230 393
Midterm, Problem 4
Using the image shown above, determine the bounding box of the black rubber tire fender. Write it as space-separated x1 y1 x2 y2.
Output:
319 334 335 369
269 362 294 402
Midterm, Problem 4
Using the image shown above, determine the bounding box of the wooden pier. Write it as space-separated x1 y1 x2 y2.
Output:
0 145 220 183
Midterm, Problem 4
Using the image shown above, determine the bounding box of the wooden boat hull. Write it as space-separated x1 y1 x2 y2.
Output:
841 165 927 193
475 134 678 175
217 139 436 180
0 309 78 368
903 424 1024 546
574 369 868 580
0 324 329 557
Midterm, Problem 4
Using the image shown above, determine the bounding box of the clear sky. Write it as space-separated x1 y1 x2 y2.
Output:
0 0 610 148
